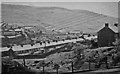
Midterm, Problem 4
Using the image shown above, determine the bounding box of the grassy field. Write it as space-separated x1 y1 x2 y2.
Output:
1 4 117 33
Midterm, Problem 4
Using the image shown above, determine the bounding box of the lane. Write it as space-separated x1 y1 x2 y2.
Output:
1 38 84 52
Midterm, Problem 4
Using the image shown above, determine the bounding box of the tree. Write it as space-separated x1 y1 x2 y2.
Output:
72 44 86 69
113 38 120 52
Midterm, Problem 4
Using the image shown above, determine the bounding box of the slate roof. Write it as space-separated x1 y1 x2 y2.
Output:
97 24 118 33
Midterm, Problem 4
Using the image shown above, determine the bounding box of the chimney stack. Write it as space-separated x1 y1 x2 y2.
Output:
105 23 109 27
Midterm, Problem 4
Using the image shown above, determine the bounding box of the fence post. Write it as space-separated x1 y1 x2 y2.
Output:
105 56 108 69
88 56 91 70
56 68 59 74
71 61 74 73
54 64 60 74
43 66 45 74
42 61 45 74
23 56 26 67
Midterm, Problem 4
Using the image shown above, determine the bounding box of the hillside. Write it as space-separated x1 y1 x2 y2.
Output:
1 4 118 33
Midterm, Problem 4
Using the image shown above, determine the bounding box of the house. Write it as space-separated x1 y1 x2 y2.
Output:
97 23 118 47
3 31 16 36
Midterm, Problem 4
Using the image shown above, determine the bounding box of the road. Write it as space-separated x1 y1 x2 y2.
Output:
1 38 84 52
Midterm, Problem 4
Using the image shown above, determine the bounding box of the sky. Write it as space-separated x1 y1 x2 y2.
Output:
1 1 119 18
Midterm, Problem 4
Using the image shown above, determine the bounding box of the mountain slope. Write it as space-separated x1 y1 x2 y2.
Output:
1 4 118 33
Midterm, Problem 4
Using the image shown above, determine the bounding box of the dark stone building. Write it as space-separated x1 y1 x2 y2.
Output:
97 23 118 47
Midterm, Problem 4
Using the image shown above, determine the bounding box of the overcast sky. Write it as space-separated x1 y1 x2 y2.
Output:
2 1 118 18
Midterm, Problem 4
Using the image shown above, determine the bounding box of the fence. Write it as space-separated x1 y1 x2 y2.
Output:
20 55 120 74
